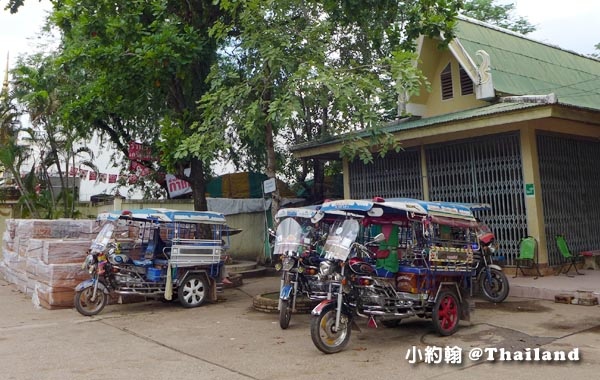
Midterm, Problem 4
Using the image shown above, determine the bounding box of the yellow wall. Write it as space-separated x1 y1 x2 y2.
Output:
411 38 487 118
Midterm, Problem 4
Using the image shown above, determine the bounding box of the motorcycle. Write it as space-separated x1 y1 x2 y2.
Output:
273 207 330 329
472 223 509 303
74 208 232 316
310 198 477 354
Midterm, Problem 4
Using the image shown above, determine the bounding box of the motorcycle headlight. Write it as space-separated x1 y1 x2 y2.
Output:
319 260 334 277
82 254 96 272
282 256 295 271
488 241 499 255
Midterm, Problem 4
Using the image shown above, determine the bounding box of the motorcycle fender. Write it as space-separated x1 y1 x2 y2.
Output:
311 300 361 332
487 264 503 271
75 279 109 294
311 299 334 316
280 284 293 301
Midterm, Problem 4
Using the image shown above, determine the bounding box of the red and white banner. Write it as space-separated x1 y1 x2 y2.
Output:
128 141 154 161
165 173 192 198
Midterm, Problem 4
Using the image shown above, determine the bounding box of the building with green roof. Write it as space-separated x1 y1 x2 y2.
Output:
292 16 600 271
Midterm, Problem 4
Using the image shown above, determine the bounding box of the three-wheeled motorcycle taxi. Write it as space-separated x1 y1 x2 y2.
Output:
273 207 332 329
74 208 232 316
310 198 480 354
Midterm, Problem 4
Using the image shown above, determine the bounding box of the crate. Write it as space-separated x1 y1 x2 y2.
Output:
169 239 222 267
554 294 575 304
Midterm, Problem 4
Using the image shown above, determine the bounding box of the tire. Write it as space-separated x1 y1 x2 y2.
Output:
74 287 107 316
310 304 352 354
479 268 510 303
178 274 208 308
279 299 292 329
432 290 461 336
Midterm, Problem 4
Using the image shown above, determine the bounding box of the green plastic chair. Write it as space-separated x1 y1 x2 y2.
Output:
514 236 542 279
555 235 584 276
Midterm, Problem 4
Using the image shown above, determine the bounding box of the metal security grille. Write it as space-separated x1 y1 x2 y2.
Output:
538 133 600 266
426 133 527 265
348 149 423 200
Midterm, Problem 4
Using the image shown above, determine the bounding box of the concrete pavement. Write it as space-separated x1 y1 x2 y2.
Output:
509 268 600 302
1 271 599 380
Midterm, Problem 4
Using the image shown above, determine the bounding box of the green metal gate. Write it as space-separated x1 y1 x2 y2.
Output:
537 133 600 266
426 133 527 265
348 148 423 200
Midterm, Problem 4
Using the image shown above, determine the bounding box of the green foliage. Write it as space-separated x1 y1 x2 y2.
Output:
461 0 536 34
592 43 600 59
46 0 226 205
204 0 460 182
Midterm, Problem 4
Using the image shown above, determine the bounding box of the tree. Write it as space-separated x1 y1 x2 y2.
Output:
592 43 600 59
202 0 459 211
47 0 227 215
461 0 536 34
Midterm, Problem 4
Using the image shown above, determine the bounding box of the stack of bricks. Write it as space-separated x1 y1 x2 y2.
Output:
1 219 98 309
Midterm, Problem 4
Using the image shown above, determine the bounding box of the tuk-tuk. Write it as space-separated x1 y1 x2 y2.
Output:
74 208 233 316
310 198 480 354
273 207 331 329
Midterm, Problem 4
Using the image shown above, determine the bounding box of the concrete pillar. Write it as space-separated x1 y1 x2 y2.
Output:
113 191 126 211
420 145 430 200
343 158 350 198
520 126 548 265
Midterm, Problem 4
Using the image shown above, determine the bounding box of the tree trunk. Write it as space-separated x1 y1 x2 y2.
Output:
312 159 326 203
188 157 210 238
189 157 207 211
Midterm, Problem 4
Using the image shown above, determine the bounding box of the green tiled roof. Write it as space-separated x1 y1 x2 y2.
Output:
291 102 541 151
455 17 600 111
383 102 539 133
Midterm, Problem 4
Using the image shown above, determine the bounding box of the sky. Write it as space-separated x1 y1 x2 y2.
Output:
1 0 599 198
1 0 599 68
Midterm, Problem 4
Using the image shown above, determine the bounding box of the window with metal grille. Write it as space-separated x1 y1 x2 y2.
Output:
440 63 453 100
459 66 474 95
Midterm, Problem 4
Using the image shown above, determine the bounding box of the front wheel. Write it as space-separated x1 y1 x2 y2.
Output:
178 274 208 308
432 290 461 336
479 268 510 303
310 305 352 354
74 287 107 316
279 299 292 329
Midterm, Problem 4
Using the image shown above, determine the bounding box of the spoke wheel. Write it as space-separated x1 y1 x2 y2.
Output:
432 290 461 336
310 305 351 354
479 268 510 303
178 274 208 308
74 287 107 316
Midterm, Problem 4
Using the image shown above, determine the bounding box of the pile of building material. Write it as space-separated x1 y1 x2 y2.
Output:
1 219 97 309
554 290 599 306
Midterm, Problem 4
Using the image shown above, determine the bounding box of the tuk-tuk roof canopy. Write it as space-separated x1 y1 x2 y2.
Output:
275 207 318 220
97 208 227 224
318 198 478 222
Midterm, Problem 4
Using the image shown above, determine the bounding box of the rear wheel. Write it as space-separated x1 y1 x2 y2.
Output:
178 274 208 308
310 304 352 354
74 287 107 316
432 290 461 336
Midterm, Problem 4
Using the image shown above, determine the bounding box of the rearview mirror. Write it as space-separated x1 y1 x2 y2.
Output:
372 233 386 243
